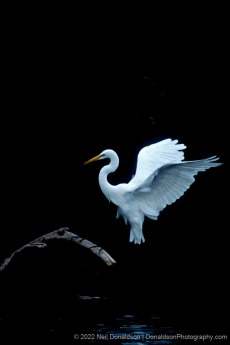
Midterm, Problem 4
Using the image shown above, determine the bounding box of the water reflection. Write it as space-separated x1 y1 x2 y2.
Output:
90 312 175 344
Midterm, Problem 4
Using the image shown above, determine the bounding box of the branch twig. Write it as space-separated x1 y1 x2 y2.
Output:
0 227 116 271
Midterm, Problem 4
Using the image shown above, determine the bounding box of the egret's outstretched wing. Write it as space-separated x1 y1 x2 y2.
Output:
130 139 186 188
133 156 222 220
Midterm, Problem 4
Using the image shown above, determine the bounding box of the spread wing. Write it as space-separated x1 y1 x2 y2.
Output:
129 138 186 189
132 156 222 220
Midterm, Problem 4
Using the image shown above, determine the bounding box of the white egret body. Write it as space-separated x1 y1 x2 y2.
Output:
84 139 222 244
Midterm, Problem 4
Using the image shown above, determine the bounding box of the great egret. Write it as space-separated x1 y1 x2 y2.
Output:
84 139 222 244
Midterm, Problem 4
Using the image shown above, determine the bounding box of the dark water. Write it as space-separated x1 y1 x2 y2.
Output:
29 310 176 344
71 311 228 344
16 306 225 344
1 312 173 344
0 299 228 344
88 312 175 344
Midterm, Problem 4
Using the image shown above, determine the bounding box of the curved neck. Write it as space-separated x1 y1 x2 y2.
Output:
98 153 119 201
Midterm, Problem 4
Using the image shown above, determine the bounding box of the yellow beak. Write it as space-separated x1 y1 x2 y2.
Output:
84 154 103 165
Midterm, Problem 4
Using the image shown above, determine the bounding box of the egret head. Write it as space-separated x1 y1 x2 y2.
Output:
84 150 119 166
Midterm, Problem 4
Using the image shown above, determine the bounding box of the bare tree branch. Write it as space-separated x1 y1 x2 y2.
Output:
0 227 116 272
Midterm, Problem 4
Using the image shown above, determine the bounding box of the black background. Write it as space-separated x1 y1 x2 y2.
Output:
0 7 229 341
